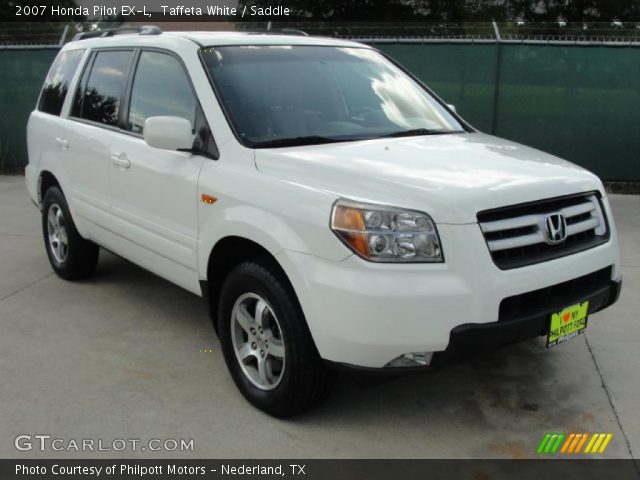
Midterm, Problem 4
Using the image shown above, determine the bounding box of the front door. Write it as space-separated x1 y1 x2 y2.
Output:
108 50 204 294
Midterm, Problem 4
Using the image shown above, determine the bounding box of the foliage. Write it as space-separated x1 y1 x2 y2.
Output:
237 0 640 22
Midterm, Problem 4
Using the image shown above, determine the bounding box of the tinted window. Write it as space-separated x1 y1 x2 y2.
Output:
38 49 84 116
202 46 464 147
127 51 196 134
79 50 133 126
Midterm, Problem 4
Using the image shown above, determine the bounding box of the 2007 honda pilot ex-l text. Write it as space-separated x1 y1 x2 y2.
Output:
26 27 622 417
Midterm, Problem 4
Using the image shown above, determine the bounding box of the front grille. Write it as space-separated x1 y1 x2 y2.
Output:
478 192 610 269
499 266 612 323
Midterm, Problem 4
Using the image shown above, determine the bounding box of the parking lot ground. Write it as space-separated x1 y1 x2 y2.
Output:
0 175 639 459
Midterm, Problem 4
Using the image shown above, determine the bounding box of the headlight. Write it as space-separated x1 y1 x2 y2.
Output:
330 199 443 263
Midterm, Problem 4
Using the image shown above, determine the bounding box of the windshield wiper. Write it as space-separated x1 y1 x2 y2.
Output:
381 128 463 138
253 135 348 148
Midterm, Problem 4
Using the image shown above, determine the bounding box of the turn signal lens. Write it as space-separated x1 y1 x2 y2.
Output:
330 200 443 263
331 204 370 258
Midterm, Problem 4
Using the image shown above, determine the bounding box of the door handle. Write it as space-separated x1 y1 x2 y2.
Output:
110 153 131 169
55 137 69 150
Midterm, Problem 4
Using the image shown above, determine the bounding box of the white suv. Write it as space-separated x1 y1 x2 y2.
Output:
26 27 622 417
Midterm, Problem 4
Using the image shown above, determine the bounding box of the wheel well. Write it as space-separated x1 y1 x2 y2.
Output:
39 171 60 204
205 236 289 333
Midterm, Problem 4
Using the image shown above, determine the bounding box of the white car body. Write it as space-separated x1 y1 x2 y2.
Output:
26 31 621 371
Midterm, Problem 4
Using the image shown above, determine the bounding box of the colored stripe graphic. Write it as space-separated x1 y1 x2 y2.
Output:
568 433 582 453
537 434 552 454
550 433 565 453
537 433 566 454
584 434 598 453
574 433 588 453
584 433 614 454
540 433 613 454
598 433 613 453
561 433 576 453
544 434 558 453
591 434 606 453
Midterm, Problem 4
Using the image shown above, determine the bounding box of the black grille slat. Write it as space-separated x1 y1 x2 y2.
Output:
567 212 591 225
499 267 612 322
478 194 596 223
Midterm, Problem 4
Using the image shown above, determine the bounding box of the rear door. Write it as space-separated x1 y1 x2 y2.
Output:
27 48 85 204
107 49 205 294
62 49 135 238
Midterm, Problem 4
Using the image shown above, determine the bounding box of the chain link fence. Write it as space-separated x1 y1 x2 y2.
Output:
0 23 69 47
259 21 640 44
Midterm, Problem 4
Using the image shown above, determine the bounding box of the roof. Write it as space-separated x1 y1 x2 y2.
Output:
166 31 367 48
64 29 369 50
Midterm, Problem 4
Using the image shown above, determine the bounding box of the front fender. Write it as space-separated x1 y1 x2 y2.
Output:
197 202 351 280
196 153 353 279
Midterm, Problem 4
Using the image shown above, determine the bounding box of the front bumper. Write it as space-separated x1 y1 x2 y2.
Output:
430 273 621 367
276 221 621 370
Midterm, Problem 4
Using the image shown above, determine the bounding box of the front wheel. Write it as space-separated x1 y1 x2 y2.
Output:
218 260 336 417
42 186 99 280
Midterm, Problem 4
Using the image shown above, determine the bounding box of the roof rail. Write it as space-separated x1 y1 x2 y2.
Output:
72 25 162 41
255 28 309 37
278 28 309 36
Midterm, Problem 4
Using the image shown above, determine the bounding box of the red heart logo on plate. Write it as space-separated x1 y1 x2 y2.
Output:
563 312 571 323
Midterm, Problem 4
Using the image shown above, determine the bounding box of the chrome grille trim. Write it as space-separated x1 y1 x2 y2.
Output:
478 193 610 269
487 231 545 252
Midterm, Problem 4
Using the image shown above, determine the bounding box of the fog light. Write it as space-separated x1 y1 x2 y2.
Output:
385 352 433 368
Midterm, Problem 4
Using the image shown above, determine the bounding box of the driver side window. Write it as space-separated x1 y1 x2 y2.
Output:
127 51 196 134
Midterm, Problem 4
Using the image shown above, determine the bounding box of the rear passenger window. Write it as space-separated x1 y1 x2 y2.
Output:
76 50 133 126
38 49 84 116
127 51 196 134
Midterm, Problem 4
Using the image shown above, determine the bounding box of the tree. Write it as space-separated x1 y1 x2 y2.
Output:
1 0 79 21
1 0 81 44
237 0 640 22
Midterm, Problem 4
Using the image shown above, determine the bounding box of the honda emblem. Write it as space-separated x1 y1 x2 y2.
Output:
544 213 567 244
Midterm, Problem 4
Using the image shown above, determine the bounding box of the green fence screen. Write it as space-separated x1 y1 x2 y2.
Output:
0 48 58 171
0 44 638 180
378 43 640 181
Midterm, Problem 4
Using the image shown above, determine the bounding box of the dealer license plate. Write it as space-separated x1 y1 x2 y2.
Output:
547 301 589 348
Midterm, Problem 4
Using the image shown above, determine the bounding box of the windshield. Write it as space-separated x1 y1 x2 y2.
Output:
200 45 466 148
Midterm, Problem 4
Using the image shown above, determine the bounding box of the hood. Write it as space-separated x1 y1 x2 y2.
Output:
254 132 603 224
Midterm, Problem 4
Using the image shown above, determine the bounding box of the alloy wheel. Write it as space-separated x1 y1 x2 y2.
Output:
230 293 286 390
47 203 68 263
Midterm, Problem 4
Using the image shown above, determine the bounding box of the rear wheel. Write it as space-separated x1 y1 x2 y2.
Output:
42 186 99 280
218 260 336 417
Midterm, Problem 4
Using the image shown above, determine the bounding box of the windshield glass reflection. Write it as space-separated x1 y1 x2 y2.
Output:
201 45 465 147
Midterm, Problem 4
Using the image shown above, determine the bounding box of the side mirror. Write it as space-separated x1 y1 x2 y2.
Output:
447 104 457 114
143 116 193 151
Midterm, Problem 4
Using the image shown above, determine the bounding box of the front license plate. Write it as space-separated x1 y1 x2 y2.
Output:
547 301 589 348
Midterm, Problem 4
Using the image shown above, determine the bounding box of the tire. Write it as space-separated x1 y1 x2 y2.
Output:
218 260 336 417
42 186 99 280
